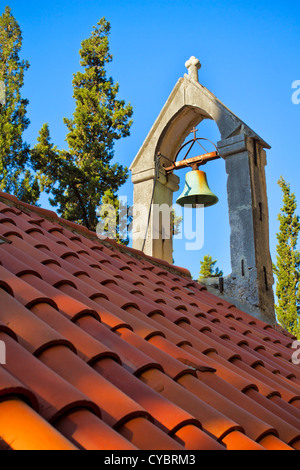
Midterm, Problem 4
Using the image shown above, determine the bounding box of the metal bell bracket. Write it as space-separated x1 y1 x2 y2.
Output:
162 127 220 175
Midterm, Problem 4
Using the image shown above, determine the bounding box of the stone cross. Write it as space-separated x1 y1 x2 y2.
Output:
185 56 201 82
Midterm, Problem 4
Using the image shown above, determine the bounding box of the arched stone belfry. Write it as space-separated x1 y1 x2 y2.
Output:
130 57 275 324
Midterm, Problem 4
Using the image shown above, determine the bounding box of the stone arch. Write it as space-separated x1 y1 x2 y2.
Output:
130 59 275 323
131 73 268 176
155 104 214 165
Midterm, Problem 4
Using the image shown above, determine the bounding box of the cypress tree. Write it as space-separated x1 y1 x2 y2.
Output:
0 6 39 203
198 254 223 280
273 177 300 337
32 18 133 231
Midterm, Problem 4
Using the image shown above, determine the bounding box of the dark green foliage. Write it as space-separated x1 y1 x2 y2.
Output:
31 18 133 232
273 177 300 338
0 6 39 203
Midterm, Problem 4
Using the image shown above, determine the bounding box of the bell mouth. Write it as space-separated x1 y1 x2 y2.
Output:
176 194 219 208
176 169 219 208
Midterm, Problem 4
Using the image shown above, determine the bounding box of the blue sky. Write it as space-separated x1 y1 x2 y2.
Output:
4 0 300 280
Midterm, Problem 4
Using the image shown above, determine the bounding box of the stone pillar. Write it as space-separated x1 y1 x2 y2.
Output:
217 134 275 324
131 165 179 264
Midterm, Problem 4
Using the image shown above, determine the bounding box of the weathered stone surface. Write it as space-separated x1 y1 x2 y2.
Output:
185 56 201 82
130 57 275 324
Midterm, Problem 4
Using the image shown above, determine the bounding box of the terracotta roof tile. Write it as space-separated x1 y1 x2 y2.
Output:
55 408 139 450
93 358 203 435
37 345 153 430
117 417 185 450
0 192 299 450
0 354 38 410
139 368 244 445
0 288 73 355
75 316 163 375
0 398 77 450
0 332 100 422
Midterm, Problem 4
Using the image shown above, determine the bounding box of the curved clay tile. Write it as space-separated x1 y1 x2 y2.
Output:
55 408 138 450
76 315 163 376
38 345 153 429
0 193 299 450
1 333 100 423
0 399 77 450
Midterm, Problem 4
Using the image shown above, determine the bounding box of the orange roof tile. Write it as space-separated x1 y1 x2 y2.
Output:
0 191 299 450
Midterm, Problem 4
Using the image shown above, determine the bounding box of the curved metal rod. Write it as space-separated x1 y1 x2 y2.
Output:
174 137 218 163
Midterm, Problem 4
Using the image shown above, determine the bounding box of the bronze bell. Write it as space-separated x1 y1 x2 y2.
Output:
176 169 218 208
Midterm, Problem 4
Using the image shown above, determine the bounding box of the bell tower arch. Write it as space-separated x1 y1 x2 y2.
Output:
130 57 275 324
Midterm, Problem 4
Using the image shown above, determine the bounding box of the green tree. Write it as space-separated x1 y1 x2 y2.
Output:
0 6 39 203
198 254 223 280
31 18 133 231
96 189 132 245
273 177 300 338
172 210 182 237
